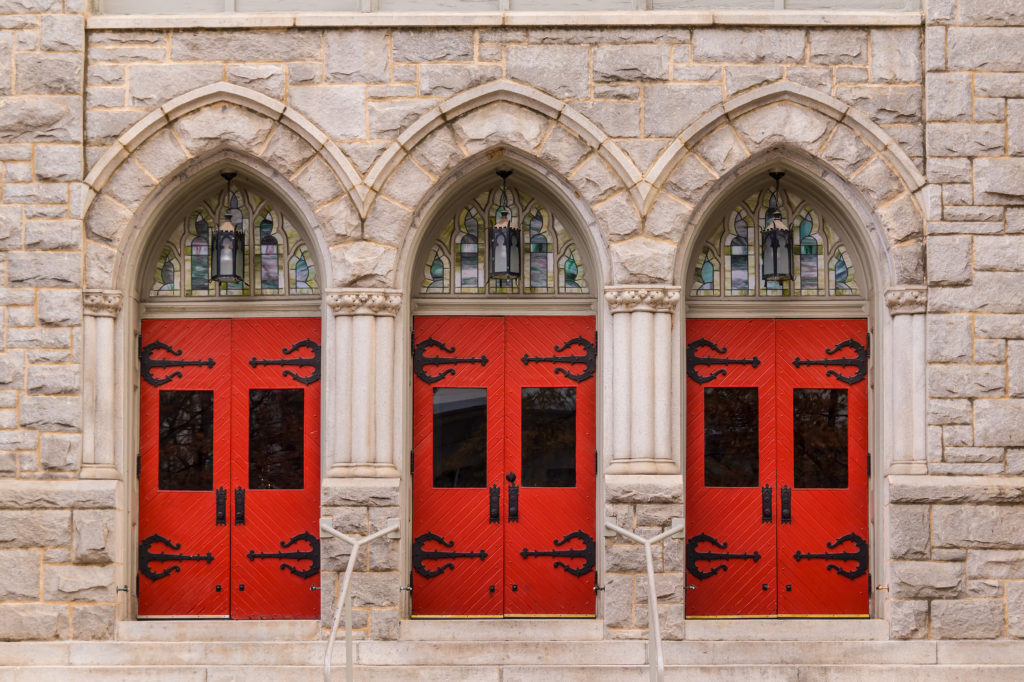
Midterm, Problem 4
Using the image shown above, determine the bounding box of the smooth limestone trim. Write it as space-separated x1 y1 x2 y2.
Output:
86 10 923 30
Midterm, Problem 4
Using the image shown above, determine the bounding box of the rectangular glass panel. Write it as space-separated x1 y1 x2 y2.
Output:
249 388 304 490
159 390 213 491
793 388 849 489
522 387 576 487
433 388 487 488
704 387 758 487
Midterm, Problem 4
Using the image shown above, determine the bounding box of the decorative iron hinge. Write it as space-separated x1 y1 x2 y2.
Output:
686 338 761 384
792 338 868 385
685 533 761 581
521 335 597 382
136 454 140 479
410 449 414 475
249 338 321 385
413 337 488 384
793 532 868 580
247 531 320 579
140 339 215 387
867 452 871 478
866 332 871 359
412 532 488 578
138 534 213 581
521 530 596 577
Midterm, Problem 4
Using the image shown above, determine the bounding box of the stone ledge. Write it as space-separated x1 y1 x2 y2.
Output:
87 10 922 31
0 479 119 510
322 477 400 507
889 475 1024 505
605 474 683 505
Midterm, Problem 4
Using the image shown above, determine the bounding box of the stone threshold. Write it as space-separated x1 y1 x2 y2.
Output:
87 9 922 30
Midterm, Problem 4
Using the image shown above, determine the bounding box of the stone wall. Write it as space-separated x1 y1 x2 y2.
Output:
881 0 1024 640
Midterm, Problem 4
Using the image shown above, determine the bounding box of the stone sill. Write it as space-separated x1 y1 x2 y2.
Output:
86 9 922 30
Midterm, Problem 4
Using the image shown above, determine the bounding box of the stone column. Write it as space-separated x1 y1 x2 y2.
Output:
325 289 402 478
81 290 123 480
885 286 928 475
604 286 680 474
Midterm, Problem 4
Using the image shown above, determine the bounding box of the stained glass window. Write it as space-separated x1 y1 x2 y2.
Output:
689 185 858 299
421 182 588 296
148 184 318 300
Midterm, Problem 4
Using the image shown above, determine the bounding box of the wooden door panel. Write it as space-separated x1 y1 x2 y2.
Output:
685 318 777 617
775 319 869 616
412 317 505 616
229 318 321 619
504 316 596 616
139 319 231 617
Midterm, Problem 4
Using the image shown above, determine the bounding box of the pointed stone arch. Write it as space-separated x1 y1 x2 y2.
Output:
643 82 926 290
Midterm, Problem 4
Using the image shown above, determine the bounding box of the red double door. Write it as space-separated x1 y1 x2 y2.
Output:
412 316 597 616
685 318 869 617
138 318 321 619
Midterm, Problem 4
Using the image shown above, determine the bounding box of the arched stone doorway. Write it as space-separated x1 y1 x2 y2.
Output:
404 156 604 617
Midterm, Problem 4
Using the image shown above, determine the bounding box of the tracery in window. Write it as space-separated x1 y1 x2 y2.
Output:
420 182 588 296
149 185 319 299
690 185 858 299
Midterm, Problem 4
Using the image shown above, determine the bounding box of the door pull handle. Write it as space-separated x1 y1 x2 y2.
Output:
234 486 245 525
489 484 500 523
216 487 227 525
780 485 792 524
506 472 519 523
761 484 772 523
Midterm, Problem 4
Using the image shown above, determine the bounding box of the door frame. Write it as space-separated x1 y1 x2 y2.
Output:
404 301 604 619
683 297 879 618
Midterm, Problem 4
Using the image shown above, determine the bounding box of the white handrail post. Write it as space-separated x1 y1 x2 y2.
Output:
605 522 683 682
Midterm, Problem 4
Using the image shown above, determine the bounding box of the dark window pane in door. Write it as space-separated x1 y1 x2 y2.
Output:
433 388 487 488
522 387 576 487
704 387 758 487
793 388 848 488
159 390 213 491
249 388 304 490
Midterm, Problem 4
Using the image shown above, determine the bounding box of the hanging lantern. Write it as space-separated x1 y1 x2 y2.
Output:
761 171 792 283
212 171 245 284
489 170 521 280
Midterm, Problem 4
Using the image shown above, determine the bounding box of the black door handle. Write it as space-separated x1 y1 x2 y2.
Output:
489 484 500 523
216 487 226 525
761 484 772 523
781 485 791 524
507 473 518 522
234 486 245 525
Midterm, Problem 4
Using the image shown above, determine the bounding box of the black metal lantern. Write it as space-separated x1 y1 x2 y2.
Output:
761 171 792 283
212 171 245 284
489 170 521 279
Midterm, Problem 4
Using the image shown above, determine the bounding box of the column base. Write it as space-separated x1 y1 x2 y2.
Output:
80 464 121 480
605 459 680 475
325 463 402 479
887 462 928 475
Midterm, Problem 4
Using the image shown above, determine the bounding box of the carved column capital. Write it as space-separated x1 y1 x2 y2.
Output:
326 289 403 317
885 286 927 315
604 286 681 314
83 290 123 318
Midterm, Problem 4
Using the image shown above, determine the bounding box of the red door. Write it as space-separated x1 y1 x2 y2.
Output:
139 318 321 619
412 316 596 617
685 318 868 617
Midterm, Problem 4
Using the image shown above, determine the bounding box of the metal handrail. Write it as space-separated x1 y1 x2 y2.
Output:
320 519 400 682
605 521 684 682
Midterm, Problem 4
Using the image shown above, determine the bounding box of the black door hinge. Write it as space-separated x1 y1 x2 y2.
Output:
137 336 142 364
136 454 141 479
867 452 871 478
410 330 415 358
135 573 139 594
594 450 598 471
865 332 871 359
410 449 414 475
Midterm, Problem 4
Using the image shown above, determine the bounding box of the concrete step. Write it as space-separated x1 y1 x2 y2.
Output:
116 619 321 641
684 618 889 640
357 639 644 666
400 617 603 641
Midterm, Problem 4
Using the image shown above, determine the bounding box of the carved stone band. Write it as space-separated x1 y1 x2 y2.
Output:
885 286 927 315
605 286 681 314
326 289 403 317
83 290 123 318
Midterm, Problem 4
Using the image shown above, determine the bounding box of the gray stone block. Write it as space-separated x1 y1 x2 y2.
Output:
537 126 589 177
507 45 589 100
888 599 928 639
288 86 365 141
889 505 929 560
171 30 320 62
72 604 114 641
0 96 82 143
0 510 70 547
693 28 804 63
928 365 1005 399
931 599 1004 639
572 101 642 139
870 29 921 84
19 395 80 431
368 99 435 139
393 29 473 63
35 145 82 182
934 505 1024 549
40 14 83 53
72 510 114 565
40 433 78 471
44 564 114 602
330 241 397 288
27 366 79 395
15 53 82 96
975 400 1024 447
350 571 399 607
891 561 964 599
420 64 501 98
326 29 389 84
835 85 921 124
809 29 867 65
926 73 971 123
733 102 832 155
226 64 285 101
725 65 783 97
594 45 669 82
0 549 40 601
643 83 720 138
926 236 971 286
927 123 1005 157
0 604 68 641
172 103 275 157
8 253 81 288
948 27 1024 72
